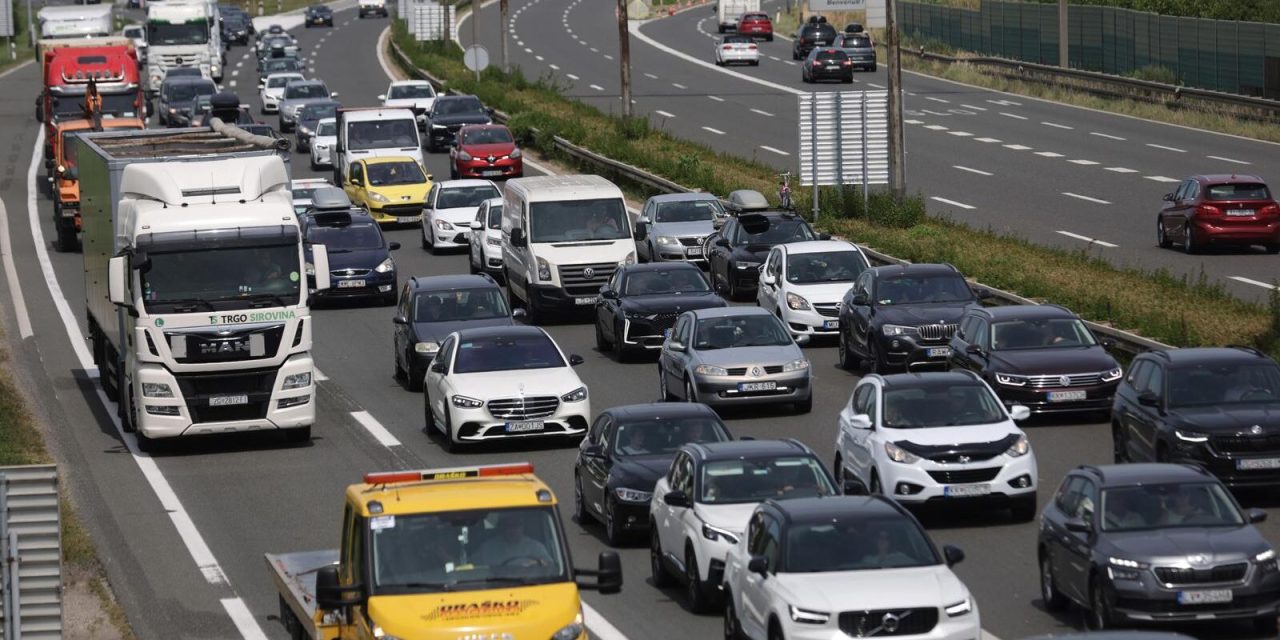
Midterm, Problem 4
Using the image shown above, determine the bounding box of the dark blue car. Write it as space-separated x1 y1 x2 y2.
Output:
300 189 399 306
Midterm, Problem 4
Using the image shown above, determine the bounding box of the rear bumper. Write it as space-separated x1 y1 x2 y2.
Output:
1192 218 1280 245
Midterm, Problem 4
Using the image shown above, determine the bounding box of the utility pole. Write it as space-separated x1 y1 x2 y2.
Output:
886 0 905 199
25 0 34 49
471 0 479 81
1058 0 1068 68
617 0 632 118
500 0 509 73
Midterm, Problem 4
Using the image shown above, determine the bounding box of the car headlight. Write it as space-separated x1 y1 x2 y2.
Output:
995 373 1028 387
1108 556 1146 569
298 125 311 135
944 598 972 617
168 107 177 114
451 395 484 408
456 150 472 161
1257 549 1277 564
694 364 728 376
1107 556 1147 581
282 372 312 390
551 620 584 640
368 191 390 203
1175 429 1208 443
655 236 678 246
614 487 652 503
486 236 502 246
736 261 761 270
785 292 810 310
1005 434 1030 457
560 386 587 402
881 324 918 337
782 358 809 372
315 143 328 150
509 148 522 158
701 523 739 544
884 441 920 464
788 605 829 624
374 257 395 273
434 219 454 231
1101 367 1123 382
536 257 552 282
141 382 173 398
414 341 439 354
621 251 636 266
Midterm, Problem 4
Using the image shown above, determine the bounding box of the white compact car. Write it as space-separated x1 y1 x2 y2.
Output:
468 197 504 279
309 117 337 170
379 80 437 129
757 240 870 337
715 35 760 66
423 325 589 451
722 496 980 640
259 72 304 114
290 177 333 214
421 179 501 253
833 370 1038 520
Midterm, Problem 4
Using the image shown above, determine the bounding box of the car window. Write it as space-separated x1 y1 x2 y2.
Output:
1174 180 1191 201
598 417 614 453
698 456 834 504
761 516 782 569
434 336 456 373
397 283 411 317
1101 482 1244 531
587 415 608 444
853 272 872 297
612 416 729 457
654 199 722 223
972 319 990 350
882 383 1004 428
366 161 426 187
785 516 939 572
286 83 329 99
304 221 383 250
316 121 336 136
1055 476 1085 515
439 185 501 209
1206 183 1271 200
412 288 509 322
1142 365 1164 398
747 513 768 556
785 250 866 284
460 127 513 145
433 97 485 116
1186 181 1200 200
389 84 436 99
874 274 974 305
990 318 1097 350
452 333 565 374
815 50 848 61
693 314 792 349
624 269 709 296
486 204 503 228
736 217 816 245
268 75 299 88
301 103 338 121
1167 362 1280 407
852 384 871 415
1076 479 1098 524
723 35 753 44
669 453 693 494
957 316 979 342
1126 360 1151 390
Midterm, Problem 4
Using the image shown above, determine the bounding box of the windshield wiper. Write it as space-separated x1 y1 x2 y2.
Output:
450 576 545 587
240 293 289 308
387 581 454 591
157 297 217 312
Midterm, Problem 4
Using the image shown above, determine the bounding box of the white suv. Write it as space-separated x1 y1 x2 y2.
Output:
379 80 437 128
756 240 870 337
833 370 1038 520
422 326 589 451
468 197 505 279
422 179 501 253
649 439 836 613
723 495 980 640
259 72 305 114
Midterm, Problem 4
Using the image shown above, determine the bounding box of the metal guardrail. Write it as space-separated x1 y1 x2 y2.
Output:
388 34 1172 356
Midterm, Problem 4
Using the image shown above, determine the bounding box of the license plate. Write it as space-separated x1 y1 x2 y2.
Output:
927 347 950 358
209 394 249 406
1237 457 1280 470
575 296 598 305
1048 390 1087 402
337 279 366 288
826 65 841 69
685 247 702 257
505 421 544 433
739 381 777 392
482 170 503 177
943 483 991 497
824 320 838 329
1226 209 1255 217
1177 589 1233 605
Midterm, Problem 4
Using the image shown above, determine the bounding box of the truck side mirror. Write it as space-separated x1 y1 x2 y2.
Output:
314 565 363 611
633 221 647 242
510 227 526 247
575 551 622 594
108 256 128 305
311 244 332 291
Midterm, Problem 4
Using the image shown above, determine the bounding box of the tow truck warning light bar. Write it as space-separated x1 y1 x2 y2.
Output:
363 462 535 485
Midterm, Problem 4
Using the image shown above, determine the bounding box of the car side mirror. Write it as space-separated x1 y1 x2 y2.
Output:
762 273 776 285
510 227 526 247
1162 193 1174 202
667 340 686 352
392 315 408 325
637 216 651 225
850 413 872 430
747 555 769 576
714 238 730 248
1064 518 1091 534
377 94 386 100
429 360 447 374
1137 391 1160 407
312 244 331 291
600 288 618 300
330 91 339 97
633 222 647 242
388 241 400 251
663 490 691 508
582 443 604 458
350 176 363 186
576 551 622 594
108 256 128 305
973 287 992 300
1009 405 1031 421
942 545 965 567
965 343 984 356
1248 508 1267 524
485 106 495 116
512 308 527 318
470 220 483 230
794 334 809 346
568 354 585 366
315 565 363 611
818 233 832 240
850 293 869 306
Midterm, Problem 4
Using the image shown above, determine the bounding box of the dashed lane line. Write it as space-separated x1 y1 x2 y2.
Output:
925 96 950 104
1207 155 1251 165
953 166 992 176
1147 143 1185 152
1145 176 1180 183
750 108 773 117
759 145 790 156
708 95 725 102
702 126 726 135
931 197 975 210
1106 167 1138 173
589 84 605 91
1068 159 1099 165
1091 132 1125 141
1056 230 1118 248
1004 144 1032 151
947 131 973 137
974 137 1001 143
1000 112 1027 120
1034 152 1063 158
1041 121 1073 130
1063 192 1111 205
960 103 986 111
350 411 402 448
655 110 676 118
1230 277 1278 290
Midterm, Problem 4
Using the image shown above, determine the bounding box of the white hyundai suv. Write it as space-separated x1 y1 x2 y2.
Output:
422 325 589 451
649 439 836 613
833 370 1038 520
723 495 980 640
757 240 870 337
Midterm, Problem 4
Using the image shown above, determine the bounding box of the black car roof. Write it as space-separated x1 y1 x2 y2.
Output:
869 263 960 277
766 495 903 524
1077 463 1214 488
602 402 720 421
618 262 705 275
969 305 1076 321
1141 346 1274 367
685 438 810 462
408 274 500 292
454 325 546 340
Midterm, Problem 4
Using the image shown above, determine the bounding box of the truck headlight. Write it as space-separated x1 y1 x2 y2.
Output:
536 257 552 282
560 386 587 402
141 382 174 398
414 341 439 354
788 606 829 624
374 258 395 273
451 395 484 408
281 372 312 390
368 192 390 203
614 487 652 503
884 441 920 464
785 292 810 310
694 364 728 376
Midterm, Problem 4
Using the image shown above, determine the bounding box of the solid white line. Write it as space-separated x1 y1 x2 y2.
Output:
708 95 724 102
630 23 803 97
1063 192 1111 205
1147 143 1185 152
1056 230 1118 248
655 110 676 118
1207 155 1251 165
1004 144 1032 151
960 103 987 111
583 603 629 640
1091 132 1125 141
221 599 270 640
589 84 605 91
0 197 33 338
702 126 726 135
1034 151 1063 157
567 73 580 80
999 112 1027 120
974 137 1001 143
672 82 687 89
375 26 401 82
948 131 973 137
750 108 773 117
930 197 975 210
1106 167 1138 173
314 368 329 381
1229 276 1278 290
1145 176 1180 183
1041 121 1073 130
866 82 885 88
925 96 950 104
1068 159 1099 165
351 410 403 447
759 145 790 156
953 166 992 176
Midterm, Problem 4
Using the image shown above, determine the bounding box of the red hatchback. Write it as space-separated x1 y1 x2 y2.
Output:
736 12 773 41
449 124 523 180
1157 174 1280 254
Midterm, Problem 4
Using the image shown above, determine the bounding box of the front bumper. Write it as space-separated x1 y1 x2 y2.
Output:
529 283 605 312
448 402 590 442
311 144 333 167
620 314 679 350
651 239 706 262
314 272 396 299
1107 567 1280 623
480 245 504 274
132 357 315 439
881 455 1037 506
692 370 811 407
779 607 979 640
426 221 470 247
780 305 841 336
1191 218 1280 247
1169 438 1280 488
358 5 388 15
873 334 953 372
369 203 424 225
262 95 280 111
456 157 523 179
993 381 1118 414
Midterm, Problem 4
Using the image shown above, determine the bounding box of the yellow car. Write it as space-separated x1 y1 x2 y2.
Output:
344 156 433 225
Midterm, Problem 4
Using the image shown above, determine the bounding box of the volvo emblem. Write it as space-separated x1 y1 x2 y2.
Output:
1252 425 1264 435
1058 375 1071 387
1187 554 1211 567
881 612 900 634
750 367 763 377
583 267 595 279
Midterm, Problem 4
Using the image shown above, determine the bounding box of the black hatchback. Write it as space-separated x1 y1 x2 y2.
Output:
305 5 333 27
593 262 726 361
792 16 837 60
802 48 853 84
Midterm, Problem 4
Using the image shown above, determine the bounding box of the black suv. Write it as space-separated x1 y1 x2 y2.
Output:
392 274 520 391
792 16 837 60
705 212 823 300
424 95 493 151
305 5 333 27
1112 346 1280 486
837 263 988 373
1038 463 1280 631
948 304 1122 416
593 262 726 361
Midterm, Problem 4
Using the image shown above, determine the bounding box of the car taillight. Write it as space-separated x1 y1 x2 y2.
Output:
841 60 852 65
1195 204 1221 217
723 45 733 50
1260 204 1280 216
748 44 758 50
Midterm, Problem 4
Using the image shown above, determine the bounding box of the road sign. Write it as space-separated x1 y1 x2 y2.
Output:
463 45 490 72
809 0 886 29
798 91 889 188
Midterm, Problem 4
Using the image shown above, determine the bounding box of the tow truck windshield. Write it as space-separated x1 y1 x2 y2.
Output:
140 244 301 312
147 21 209 46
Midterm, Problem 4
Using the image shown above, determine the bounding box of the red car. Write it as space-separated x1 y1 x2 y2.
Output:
449 124 523 180
1157 174 1280 254
736 12 773 41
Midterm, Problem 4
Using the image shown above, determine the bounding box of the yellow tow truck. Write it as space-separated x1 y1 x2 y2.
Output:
266 463 622 640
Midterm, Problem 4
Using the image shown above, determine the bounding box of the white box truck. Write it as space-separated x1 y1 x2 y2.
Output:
37 4 114 39
717 0 759 32
72 121 332 451
145 0 224 91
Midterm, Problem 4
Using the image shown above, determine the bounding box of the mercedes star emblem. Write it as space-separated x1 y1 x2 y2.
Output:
1252 425 1264 435
583 267 595 279
1058 375 1071 387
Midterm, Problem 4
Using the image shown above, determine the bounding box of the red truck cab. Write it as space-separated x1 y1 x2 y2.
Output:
39 43 143 157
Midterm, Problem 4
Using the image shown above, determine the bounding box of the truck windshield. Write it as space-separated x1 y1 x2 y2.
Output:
370 507 569 594
148 21 209 46
529 198 630 243
346 120 419 151
140 244 301 312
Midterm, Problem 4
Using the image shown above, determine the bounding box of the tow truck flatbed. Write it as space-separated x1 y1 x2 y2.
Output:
265 550 341 640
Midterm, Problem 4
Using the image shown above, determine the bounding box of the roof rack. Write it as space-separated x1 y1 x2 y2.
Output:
1226 344 1267 358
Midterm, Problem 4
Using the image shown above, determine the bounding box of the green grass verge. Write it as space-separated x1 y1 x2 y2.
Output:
3 0 37 73
390 21 1280 355
908 0 1280 23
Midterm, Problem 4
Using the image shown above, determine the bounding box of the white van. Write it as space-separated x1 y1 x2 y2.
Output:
501 175 636 323
333 107 424 185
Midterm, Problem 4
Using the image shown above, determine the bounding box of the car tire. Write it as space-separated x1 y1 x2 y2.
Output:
869 470 883 495
1183 223 1198 254
1111 421 1129 463
1088 576 1113 630
309 157 319 171
468 251 480 274
406 359 424 392
715 59 722 66
604 497 625 546
595 318 610 352
651 527 674 587
1039 551 1068 611
135 430 156 453
794 391 812 414
867 336 887 374
1157 218 1171 248
1266 244 1280 255
724 593 745 640
659 365 674 401
613 320 630 362
871 63 878 72
440 408 457 453
1010 494 1036 522
768 620 785 640
726 270 739 300
766 35 773 42
685 547 711 613
393 348 406 381
837 326 858 371
751 60 759 66
573 474 591 524
684 377 698 404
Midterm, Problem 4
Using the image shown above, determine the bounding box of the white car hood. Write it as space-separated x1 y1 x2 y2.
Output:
695 502 758 534
313 134 336 146
773 565 967 612
263 87 287 100
788 281 855 304
435 205 486 225
450 367 582 397
882 421 1020 447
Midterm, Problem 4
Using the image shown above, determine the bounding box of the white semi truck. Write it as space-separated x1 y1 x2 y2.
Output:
37 4 114 40
145 0 225 91
71 122 332 451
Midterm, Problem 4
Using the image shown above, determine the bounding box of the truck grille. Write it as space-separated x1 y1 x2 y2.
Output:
173 369 276 424
166 325 284 364
1211 434 1280 455
916 324 958 342
1155 563 1248 586
926 467 1001 484
487 396 559 420
1025 373 1103 388
558 263 616 297
838 608 938 637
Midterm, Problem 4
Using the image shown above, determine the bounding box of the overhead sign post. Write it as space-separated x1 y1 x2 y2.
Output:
797 91 890 221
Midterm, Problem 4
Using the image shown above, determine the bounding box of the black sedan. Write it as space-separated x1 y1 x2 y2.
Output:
301 190 399 306
392 274 521 391
573 403 732 545
801 48 854 84
221 14 251 45
294 99 340 152
305 5 333 27
705 212 822 301
594 263 726 361
424 95 493 152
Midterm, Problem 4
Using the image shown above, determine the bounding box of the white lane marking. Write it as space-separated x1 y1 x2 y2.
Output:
672 82 687 89
1091 132 1125 141
931 197 975 210
1145 176 1179 182
536 55 544 61
925 96 950 104
999 112 1027 120
567 73 580 80
314 368 329 382
1041 121 1073 130
655 110 676 118
1229 277 1278 290
750 108 774 117
948 131 973 137
0 196 32 338
589 46 599 53
644 73 659 80
924 124 948 131
1004 144 1032 150
974 137 1001 143
1147 143 1185 152
1056 230 1118 248
516 40 524 47
702 126 726 135
987 99 1022 106
867 82 885 88
524 47 534 53
583 603 629 640
759 145 790 156
1069 159 1100 165
229 80 237 88
953 166 992 176
904 119 924 125
1034 151 1063 157
1106 167 1139 173
222 599 270 640
604 54 614 60
1208 155 1251 165
630 23 803 97
351 410 402 448
1063 192 1111 205
236 61 243 68
767 55 780 61
708 95 725 102
589 84 605 91
231 69 239 77
960 103 987 111
375 25 401 81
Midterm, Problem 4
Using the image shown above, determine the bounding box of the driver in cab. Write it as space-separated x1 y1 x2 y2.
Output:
477 513 552 567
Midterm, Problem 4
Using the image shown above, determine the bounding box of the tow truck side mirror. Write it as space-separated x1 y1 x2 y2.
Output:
575 551 622 594
315 565 364 611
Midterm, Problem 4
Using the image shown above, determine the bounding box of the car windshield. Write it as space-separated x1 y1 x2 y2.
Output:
264 59 302 73
693 315 791 349
371 507 568 594
461 127 513 145
413 288 508 322
389 84 435 99
167 82 215 102
1167 362 1280 407
1101 482 1244 532
882 383 1006 428
304 221 383 251
139 243 300 311
786 516 939 572
434 97 485 116
623 269 709 296
699 456 833 504
439 185 500 209
366 161 426 186
529 198 630 242
123 27 143 38
786 251 866 283
816 50 848 61
452 333 565 373
316 121 336 136
147 21 208 46
486 204 503 228
655 199 723 223
347 119 419 151
990 318 1097 350
301 103 337 121
267 75 301 88
292 187 321 202
286 83 328 99
737 218 816 246
612 416 729 457
723 36 753 44
1206 183 1271 201
875 274 973 305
